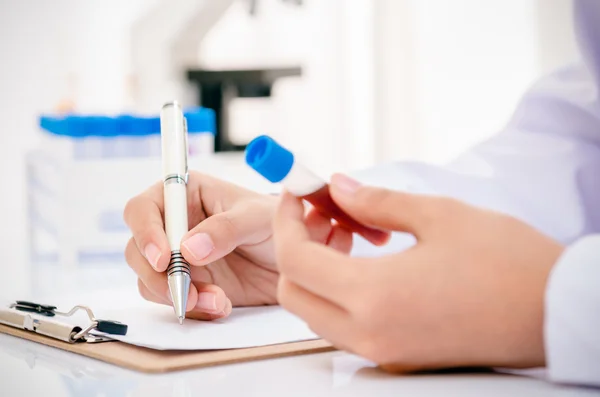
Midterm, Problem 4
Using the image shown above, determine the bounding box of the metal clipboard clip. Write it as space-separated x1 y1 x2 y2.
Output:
0 301 128 344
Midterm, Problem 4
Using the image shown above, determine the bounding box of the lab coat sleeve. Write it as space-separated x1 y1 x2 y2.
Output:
545 234 600 387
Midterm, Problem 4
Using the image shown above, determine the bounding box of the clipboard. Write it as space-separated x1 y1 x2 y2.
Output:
0 301 334 373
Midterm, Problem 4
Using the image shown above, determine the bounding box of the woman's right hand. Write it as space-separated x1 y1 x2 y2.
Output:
123 171 353 320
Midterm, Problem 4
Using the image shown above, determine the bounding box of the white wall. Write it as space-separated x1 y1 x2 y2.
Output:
373 0 578 166
0 0 152 296
0 1 71 295
414 0 538 163
535 0 578 75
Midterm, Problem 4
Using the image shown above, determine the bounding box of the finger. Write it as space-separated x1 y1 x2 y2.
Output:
126 238 199 312
278 277 357 349
191 282 229 314
123 182 171 271
138 279 227 322
187 304 231 321
223 298 233 316
187 300 232 321
273 191 359 306
143 280 232 321
181 199 274 266
329 173 446 238
305 208 353 253
186 284 232 321
326 223 353 254
305 207 334 244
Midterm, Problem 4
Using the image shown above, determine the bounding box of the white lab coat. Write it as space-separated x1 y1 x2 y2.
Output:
352 0 600 387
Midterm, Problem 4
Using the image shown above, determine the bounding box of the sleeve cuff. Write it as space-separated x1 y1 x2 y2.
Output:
544 234 600 387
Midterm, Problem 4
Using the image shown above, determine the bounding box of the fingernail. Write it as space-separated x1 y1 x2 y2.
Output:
144 244 162 271
197 292 217 312
332 174 361 196
182 233 215 261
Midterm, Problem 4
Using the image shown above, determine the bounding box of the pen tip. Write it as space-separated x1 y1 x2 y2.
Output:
178 316 184 325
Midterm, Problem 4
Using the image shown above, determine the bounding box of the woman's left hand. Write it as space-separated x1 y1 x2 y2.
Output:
273 173 565 372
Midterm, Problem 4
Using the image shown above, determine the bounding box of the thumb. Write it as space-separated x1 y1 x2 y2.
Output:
329 173 441 239
181 199 275 266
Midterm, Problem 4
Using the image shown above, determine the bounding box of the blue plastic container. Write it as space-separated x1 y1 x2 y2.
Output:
38 107 216 159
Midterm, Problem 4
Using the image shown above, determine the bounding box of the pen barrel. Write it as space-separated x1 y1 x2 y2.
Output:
160 102 188 177
160 100 191 276
163 177 191 316
164 182 191 277
164 182 188 251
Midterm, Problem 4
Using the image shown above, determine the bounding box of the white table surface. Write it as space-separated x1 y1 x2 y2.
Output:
1 331 597 397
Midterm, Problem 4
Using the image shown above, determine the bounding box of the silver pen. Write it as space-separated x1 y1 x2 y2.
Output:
160 101 191 324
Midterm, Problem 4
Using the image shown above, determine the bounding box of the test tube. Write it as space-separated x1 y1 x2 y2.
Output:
245 135 389 245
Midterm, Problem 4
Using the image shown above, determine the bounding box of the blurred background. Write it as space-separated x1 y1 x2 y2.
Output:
0 0 578 299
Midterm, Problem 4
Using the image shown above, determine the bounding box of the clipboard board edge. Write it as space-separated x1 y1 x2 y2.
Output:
0 323 335 373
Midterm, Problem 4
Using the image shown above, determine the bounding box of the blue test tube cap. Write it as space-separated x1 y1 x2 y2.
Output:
245 135 294 183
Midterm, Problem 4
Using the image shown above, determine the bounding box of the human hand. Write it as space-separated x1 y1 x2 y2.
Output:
273 173 565 372
123 172 353 320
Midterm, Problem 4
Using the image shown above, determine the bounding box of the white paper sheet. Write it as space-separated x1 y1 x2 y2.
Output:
1 290 318 351
93 304 318 351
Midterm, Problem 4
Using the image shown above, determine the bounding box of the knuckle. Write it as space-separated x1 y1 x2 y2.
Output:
124 237 137 266
190 171 213 188
419 206 440 229
356 187 387 209
122 196 142 226
219 215 239 251
377 190 400 211
438 196 462 214
438 197 460 214
418 197 453 228
356 187 403 224
188 170 201 181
